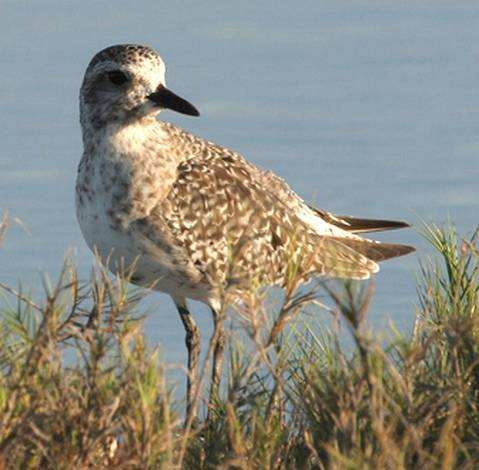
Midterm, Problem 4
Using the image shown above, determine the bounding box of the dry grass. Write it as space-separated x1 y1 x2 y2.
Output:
0 217 478 469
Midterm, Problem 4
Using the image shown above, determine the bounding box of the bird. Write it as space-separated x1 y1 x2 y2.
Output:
76 44 415 422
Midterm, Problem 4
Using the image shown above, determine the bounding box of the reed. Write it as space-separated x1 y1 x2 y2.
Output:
0 217 477 469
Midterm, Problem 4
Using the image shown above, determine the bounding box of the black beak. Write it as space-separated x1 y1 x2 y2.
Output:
147 85 200 117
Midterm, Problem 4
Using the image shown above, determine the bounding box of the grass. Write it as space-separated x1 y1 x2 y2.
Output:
0 217 478 469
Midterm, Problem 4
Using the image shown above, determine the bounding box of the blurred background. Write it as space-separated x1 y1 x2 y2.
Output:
0 1 478 371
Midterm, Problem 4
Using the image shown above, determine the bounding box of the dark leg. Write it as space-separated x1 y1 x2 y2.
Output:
208 308 226 417
175 301 201 425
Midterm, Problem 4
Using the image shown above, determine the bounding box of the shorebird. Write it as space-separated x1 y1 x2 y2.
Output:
76 44 414 420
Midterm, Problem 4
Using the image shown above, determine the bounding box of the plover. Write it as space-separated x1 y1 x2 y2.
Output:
76 44 414 420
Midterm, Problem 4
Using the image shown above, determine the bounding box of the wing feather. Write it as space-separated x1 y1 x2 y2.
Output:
310 208 411 234
151 150 382 289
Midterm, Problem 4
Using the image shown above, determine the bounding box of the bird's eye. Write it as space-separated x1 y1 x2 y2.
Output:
107 71 129 86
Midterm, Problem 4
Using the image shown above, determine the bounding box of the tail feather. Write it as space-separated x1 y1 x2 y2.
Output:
309 236 381 280
330 237 415 263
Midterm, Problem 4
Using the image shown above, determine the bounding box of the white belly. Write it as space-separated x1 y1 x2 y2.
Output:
77 197 134 266
76 186 212 304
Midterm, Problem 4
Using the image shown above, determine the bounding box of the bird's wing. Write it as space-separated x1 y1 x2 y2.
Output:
256 167 412 235
140 148 385 291
309 208 411 234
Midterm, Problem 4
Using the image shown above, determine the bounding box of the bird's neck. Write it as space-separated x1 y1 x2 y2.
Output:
81 117 166 155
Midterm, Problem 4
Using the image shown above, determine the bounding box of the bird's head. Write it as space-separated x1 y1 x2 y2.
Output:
79 44 199 132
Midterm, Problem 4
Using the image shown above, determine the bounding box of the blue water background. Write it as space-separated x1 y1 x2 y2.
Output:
0 2 478 385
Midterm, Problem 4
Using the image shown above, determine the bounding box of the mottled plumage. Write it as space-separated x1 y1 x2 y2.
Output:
76 44 414 420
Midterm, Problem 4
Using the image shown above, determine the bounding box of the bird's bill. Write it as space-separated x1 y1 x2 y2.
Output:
147 85 199 116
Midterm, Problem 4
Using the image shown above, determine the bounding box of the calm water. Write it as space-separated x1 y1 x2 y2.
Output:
1 2 478 372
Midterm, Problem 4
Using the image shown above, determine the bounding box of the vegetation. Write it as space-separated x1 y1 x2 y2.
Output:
0 216 478 469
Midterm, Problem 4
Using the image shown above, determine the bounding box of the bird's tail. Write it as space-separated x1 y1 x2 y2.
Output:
329 236 415 263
